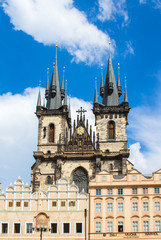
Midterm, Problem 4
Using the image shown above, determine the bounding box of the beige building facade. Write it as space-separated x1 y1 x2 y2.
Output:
0 177 88 239
89 169 161 240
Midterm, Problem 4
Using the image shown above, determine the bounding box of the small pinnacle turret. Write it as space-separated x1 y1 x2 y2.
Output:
61 67 65 100
37 87 41 107
124 77 128 103
45 68 49 100
94 79 98 103
117 63 122 97
100 65 104 98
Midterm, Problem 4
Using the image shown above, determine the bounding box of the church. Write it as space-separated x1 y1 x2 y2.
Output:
0 44 161 240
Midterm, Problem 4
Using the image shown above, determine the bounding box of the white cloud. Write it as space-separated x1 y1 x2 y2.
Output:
2 0 113 65
139 0 161 9
128 104 161 173
0 87 94 191
97 0 129 25
124 41 134 57
128 142 148 171
139 0 147 4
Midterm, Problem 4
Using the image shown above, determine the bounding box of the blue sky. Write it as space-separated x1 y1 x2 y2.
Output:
0 0 161 190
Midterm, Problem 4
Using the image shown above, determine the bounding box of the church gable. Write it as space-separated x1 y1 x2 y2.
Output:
65 107 95 152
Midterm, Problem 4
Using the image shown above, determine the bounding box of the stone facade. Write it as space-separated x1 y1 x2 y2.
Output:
89 169 161 240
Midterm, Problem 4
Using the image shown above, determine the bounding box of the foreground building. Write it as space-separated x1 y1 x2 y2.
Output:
89 169 161 240
0 177 88 239
0 44 161 239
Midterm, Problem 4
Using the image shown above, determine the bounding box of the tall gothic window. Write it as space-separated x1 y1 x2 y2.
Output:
109 121 115 139
49 124 55 143
47 176 51 184
73 167 88 193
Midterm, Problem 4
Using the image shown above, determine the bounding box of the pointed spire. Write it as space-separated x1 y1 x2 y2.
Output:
45 68 49 100
124 76 128 103
37 81 41 107
117 63 122 97
100 64 104 98
102 41 119 106
94 78 98 103
46 44 62 110
61 66 65 100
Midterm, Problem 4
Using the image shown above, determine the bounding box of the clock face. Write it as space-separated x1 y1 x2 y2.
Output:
77 126 85 135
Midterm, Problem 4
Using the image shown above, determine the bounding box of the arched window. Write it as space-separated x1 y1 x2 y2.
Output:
110 163 113 171
47 176 51 184
72 167 88 193
109 121 115 139
49 124 55 143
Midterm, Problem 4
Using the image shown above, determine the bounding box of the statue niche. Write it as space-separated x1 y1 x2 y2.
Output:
72 167 88 193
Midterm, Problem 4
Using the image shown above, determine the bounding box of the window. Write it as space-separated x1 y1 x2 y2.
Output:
132 202 138 212
143 221 149 232
143 188 148 194
118 188 123 195
61 201 66 207
154 187 160 194
143 202 149 211
8 201 13 207
132 175 137 181
102 176 107 182
154 202 160 211
16 202 21 207
96 189 101 195
118 222 123 232
24 202 29 207
63 223 70 234
76 223 82 233
132 188 138 194
109 121 115 139
96 203 101 213
95 222 101 233
118 202 123 212
107 203 113 212
26 223 33 234
14 223 20 234
107 222 113 232
52 201 57 207
2 223 8 234
69 201 75 207
155 221 161 231
51 223 57 234
47 176 52 184
132 221 138 232
49 124 55 143
109 164 113 171
107 189 113 195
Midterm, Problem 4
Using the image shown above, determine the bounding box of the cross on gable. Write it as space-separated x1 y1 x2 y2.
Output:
76 107 87 119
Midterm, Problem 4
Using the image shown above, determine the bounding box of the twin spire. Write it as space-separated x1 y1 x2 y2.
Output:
95 41 128 106
37 45 70 113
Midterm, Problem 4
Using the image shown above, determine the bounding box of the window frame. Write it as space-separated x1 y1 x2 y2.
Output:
132 221 138 232
96 189 101 196
13 223 21 234
108 121 115 140
95 222 101 233
118 188 123 195
143 221 149 232
132 202 138 212
107 202 113 212
26 223 33 234
63 222 70 234
75 222 83 234
1 223 8 234
96 203 101 213
143 202 149 212
50 223 58 234
107 222 113 232
118 202 124 212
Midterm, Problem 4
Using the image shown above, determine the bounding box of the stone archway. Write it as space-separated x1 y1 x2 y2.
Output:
72 167 88 193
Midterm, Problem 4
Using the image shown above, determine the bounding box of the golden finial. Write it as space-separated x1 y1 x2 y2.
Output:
118 63 120 75
108 37 111 57
63 66 65 73
55 40 58 48
39 80 41 88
